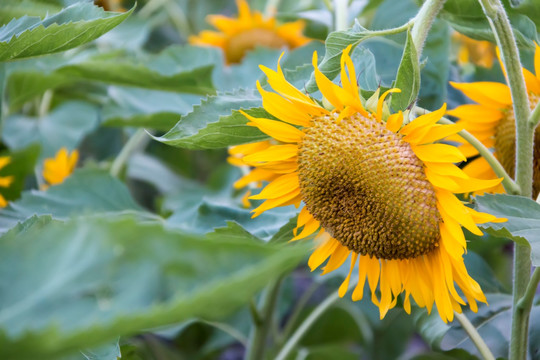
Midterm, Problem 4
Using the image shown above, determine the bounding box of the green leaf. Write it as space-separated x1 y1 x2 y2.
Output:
0 0 62 26
102 87 202 131
474 193 540 265
5 46 216 110
0 168 145 233
154 89 269 150
442 0 538 48
390 30 420 111
0 215 306 359
305 22 377 92
55 46 216 95
0 2 133 61
2 100 99 159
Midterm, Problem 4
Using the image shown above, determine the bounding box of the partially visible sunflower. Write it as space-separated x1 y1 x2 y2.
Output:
449 44 540 197
230 45 505 322
452 32 495 68
189 0 310 64
42 148 79 189
0 157 14 207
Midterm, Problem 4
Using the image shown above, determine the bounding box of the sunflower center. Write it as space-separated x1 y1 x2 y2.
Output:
297 113 441 260
225 28 288 63
495 93 540 197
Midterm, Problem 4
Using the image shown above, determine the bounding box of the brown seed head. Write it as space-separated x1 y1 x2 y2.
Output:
495 93 540 197
298 113 441 260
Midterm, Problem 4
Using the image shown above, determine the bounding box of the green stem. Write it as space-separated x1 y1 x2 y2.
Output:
110 129 149 177
201 320 248 346
245 277 283 360
38 90 54 119
454 312 496 360
411 0 447 59
277 281 321 345
529 100 540 128
420 109 520 195
274 289 341 360
477 1 533 359
516 266 540 315
334 0 348 31
264 0 282 17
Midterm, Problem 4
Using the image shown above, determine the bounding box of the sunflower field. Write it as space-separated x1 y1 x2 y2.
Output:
2 0 540 359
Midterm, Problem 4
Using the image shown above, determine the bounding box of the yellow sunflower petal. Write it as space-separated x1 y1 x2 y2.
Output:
450 81 512 108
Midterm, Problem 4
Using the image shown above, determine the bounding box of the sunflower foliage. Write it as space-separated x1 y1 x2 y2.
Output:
0 0 540 359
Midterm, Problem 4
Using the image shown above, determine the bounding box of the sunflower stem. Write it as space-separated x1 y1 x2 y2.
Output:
454 312 496 360
411 0 446 59
275 288 341 360
529 100 540 128
517 267 540 310
277 280 321 345
334 0 348 31
245 277 283 360
264 0 282 17
477 1 533 359
423 110 520 195
110 129 149 178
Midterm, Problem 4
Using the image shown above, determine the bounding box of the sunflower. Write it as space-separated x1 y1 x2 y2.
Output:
452 32 495 68
230 46 506 322
0 157 14 207
189 0 310 64
42 148 79 189
449 44 540 197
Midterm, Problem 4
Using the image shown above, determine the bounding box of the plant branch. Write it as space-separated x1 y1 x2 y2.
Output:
245 277 283 360
411 0 447 59
334 0 348 31
529 101 540 128
454 312 496 360
274 288 342 360
517 266 540 312
110 129 150 177
417 108 520 195
477 1 533 359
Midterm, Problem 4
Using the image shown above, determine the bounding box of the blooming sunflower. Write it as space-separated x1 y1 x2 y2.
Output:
0 157 14 207
452 32 495 68
449 44 540 197
231 46 506 322
189 0 310 64
42 148 79 188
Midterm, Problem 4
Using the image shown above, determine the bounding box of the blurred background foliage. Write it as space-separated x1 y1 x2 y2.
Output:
0 0 538 359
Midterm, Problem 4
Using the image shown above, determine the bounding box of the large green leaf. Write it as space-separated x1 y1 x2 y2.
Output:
0 168 145 233
0 144 40 202
0 0 61 26
474 193 540 265
442 0 538 48
5 46 216 110
0 2 132 61
0 214 307 359
154 89 268 150
102 87 202 131
390 30 420 111
2 100 99 159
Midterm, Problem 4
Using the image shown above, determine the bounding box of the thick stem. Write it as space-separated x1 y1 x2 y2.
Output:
477 1 533 359
423 110 520 195
529 101 540 128
411 0 447 59
454 312 496 360
517 267 540 311
334 0 348 31
245 278 283 360
110 129 149 177
264 0 282 17
274 289 341 360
